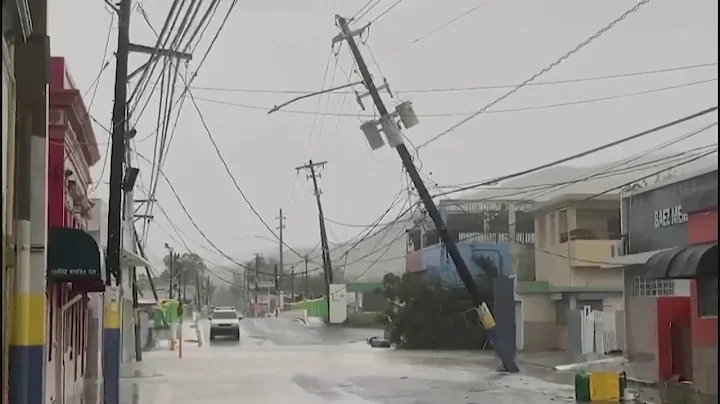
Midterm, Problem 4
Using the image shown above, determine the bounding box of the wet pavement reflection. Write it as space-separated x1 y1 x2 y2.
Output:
117 318 711 404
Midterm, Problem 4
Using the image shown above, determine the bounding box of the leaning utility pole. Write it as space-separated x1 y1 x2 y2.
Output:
296 160 333 318
334 15 518 372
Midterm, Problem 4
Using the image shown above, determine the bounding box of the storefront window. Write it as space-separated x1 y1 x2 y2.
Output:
632 276 675 297
698 276 718 317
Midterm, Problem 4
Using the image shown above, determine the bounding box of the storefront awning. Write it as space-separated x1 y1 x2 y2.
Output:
47 227 104 283
645 243 718 279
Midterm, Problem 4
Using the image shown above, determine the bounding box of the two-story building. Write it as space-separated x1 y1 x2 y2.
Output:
45 56 103 404
405 198 536 279
517 193 624 352
605 166 717 395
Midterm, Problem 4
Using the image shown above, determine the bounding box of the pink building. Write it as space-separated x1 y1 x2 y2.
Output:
46 56 102 404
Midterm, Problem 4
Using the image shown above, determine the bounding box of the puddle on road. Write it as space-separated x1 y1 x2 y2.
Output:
633 383 717 404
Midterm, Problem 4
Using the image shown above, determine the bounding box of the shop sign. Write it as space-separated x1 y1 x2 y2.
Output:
654 205 688 228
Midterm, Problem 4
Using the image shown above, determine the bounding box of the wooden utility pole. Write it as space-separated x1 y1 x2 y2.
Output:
334 15 518 372
253 254 261 305
304 255 309 298
277 209 285 310
296 160 332 319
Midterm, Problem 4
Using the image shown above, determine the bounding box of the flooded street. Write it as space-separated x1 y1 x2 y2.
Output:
120 318 580 404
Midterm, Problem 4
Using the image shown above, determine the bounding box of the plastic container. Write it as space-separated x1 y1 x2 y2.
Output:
575 372 591 402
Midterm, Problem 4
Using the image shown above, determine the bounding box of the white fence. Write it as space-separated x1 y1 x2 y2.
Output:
580 306 621 355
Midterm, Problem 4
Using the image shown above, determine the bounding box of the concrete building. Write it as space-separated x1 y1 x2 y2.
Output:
516 193 624 352
607 166 718 395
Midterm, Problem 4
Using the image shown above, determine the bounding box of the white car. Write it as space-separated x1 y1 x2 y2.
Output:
209 309 242 341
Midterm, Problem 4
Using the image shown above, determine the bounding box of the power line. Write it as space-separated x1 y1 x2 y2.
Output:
187 62 718 95
134 0 239 245
368 0 404 25
191 77 717 118
431 105 718 197
419 0 652 149
409 0 495 46
353 0 383 23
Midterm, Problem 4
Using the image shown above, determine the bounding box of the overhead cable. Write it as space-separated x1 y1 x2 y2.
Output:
191 77 717 118
187 62 718 94
419 0 652 149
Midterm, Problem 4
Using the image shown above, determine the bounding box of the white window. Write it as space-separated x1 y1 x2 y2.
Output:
632 276 675 297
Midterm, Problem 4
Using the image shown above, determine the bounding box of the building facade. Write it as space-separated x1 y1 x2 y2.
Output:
615 167 717 395
518 193 624 352
405 199 535 279
45 56 102 404
3 2 32 402
1 16 18 404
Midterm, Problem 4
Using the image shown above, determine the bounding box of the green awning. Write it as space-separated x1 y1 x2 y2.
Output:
47 227 104 282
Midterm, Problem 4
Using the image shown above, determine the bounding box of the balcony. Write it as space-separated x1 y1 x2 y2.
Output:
563 229 622 268
560 228 621 243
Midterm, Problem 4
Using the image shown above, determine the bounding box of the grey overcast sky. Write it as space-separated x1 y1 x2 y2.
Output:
48 0 718 270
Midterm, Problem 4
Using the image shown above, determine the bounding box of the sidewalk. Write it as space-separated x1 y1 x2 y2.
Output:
514 351 716 404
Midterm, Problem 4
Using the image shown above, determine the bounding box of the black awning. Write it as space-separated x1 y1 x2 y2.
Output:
646 243 718 279
47 227 104 283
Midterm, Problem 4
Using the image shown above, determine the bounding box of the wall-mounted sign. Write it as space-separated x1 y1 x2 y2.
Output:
47 227 104 283
654 205 688 228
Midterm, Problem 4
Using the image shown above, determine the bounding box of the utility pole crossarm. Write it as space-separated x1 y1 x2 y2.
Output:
126 45 193 81
128 43 193 59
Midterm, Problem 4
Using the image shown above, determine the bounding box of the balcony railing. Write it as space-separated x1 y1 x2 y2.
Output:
559 228 622 243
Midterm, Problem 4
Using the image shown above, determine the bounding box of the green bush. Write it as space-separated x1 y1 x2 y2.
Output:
379 271 495 350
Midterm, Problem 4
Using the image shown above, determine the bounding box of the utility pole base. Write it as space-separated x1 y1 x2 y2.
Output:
486 327 520 373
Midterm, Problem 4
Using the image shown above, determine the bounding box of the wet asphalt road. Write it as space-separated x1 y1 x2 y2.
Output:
121 318 578 404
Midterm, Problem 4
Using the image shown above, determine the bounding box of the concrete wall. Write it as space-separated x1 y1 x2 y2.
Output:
623 266 660 382
521 294 563 351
